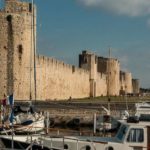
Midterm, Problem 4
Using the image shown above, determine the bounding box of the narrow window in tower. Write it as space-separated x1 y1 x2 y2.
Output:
18 44 23 61
29 3 32 12
18 45 23 54
6 15 12 22
72 66 75 73
4 46 7 49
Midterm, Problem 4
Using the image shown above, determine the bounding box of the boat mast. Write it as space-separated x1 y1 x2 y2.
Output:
108 47 111 111
29 0 32 101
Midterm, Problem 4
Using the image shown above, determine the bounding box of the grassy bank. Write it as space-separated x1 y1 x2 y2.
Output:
70 96 150 103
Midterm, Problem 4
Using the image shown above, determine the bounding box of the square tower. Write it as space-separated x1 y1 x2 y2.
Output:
0 0 36 100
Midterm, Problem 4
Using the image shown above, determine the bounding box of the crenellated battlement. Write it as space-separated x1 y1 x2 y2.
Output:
36 54 89 75
4 0 34 14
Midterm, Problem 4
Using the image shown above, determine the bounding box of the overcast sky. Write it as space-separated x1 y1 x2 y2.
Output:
1 0 150 88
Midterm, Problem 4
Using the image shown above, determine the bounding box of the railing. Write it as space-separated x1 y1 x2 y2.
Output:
41 135 97 150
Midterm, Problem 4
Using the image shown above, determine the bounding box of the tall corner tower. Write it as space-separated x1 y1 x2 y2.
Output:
79 50 97 97
0 0 36 100
97 57 120 96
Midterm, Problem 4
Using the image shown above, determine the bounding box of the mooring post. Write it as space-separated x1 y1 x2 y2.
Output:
93 113 97 135
11 126 14 150
46 111 49 134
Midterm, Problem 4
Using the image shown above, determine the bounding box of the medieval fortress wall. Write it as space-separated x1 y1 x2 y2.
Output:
0 0 140 100
79 51 107 97
36 55 90 100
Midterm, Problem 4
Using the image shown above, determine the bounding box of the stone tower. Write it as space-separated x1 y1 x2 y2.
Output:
120 71 132 94
79 51 97 97
0 0 36 100
106 58 120 96
132 79 140 94
97 57 120 96
124 72 132 94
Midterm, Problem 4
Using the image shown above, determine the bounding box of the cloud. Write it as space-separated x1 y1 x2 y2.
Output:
77 0 150 17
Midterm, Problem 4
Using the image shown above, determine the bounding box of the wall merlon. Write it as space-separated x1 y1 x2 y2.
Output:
72 66 86 74
82 50 95 55
97 72 106 79
36 54 74 69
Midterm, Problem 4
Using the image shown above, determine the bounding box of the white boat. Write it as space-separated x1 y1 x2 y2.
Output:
1 116 150 150
0 134 49 149
0 105 45 134
38 116 150 150
135 101 150 117
14 112 45 133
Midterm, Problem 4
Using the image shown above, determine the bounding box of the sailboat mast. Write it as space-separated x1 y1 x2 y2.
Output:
29 0 33 100
107 47 111 96
107 47 111 111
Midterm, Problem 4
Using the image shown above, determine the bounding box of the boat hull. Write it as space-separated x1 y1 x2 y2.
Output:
14 116 45 134
0 137 50 150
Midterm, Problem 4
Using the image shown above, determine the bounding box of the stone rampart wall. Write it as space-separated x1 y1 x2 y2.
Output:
36 55 90 100
95 72 107 96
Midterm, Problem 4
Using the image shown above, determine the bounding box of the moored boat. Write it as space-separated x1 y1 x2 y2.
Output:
38 116 150 150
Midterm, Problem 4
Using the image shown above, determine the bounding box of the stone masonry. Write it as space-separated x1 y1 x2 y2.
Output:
0 0 140 100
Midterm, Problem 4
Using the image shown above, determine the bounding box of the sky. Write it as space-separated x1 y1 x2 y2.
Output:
1 0 150 88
